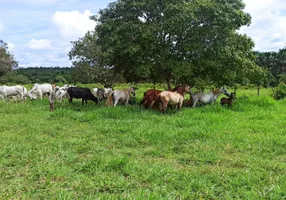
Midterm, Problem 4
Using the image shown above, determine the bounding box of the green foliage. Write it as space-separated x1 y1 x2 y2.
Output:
241 77 250 86
272 82 286 100
254 47 286 86
0 71 31 84
0 40 18 78
69 31 125 87
278 74 286 83
15 67 72 84
55 75 67 83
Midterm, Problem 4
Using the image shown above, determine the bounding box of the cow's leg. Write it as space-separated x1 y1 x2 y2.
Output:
82 98 85 106
163 101 168 113
149 100 156 108
17 90 24 101
192 99 197 108
5 95 9 102
125 97 129 106
161 98 168 113
179 101 183 110
38 91 43 101
113 97 119 107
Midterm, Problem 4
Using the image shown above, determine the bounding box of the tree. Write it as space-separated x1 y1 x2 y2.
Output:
69 31 124 87
0 71 31 84
0 40 18 78
254 47 286 86
93 0 259 88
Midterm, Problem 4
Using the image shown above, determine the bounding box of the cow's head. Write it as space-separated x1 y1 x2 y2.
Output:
26 92 37 100
104 88 113 98
97 88 105 101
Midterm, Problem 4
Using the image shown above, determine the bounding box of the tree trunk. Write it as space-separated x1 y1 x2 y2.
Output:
166 73 172 90
257 84 260 96
167 79 171 90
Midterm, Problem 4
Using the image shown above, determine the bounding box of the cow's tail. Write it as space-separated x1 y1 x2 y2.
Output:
105 92 114 107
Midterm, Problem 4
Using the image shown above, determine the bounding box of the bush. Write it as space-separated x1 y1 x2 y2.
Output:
272 82 286 100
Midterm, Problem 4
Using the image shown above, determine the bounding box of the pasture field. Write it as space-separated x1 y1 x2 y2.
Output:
0 84 286 199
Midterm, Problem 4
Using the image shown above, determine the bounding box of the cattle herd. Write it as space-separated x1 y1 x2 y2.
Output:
0 83 232 112
0 84 111 103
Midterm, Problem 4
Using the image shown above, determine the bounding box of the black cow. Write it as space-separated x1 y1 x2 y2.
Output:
67 87 98 106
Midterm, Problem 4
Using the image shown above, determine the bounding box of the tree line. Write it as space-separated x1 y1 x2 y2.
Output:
0 0 285 90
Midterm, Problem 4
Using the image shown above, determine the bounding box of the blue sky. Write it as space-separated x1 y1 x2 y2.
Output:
0 0 285 67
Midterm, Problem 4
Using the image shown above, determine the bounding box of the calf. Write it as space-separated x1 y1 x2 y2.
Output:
67 87 99 106
220 92 236 108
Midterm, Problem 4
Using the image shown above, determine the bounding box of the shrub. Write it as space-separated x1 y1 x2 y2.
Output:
272 82 286 100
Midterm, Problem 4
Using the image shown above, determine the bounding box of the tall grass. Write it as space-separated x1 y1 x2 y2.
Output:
0 86 285 199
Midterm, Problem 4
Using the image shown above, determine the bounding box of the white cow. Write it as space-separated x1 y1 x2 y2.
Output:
104 88 113 98
27 83 53 100
55 85 69 103
0 85 26 101
12 86 28 101
92 88 105 101
8 87 28 102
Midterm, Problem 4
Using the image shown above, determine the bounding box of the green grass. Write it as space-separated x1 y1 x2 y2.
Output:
0 85 286 199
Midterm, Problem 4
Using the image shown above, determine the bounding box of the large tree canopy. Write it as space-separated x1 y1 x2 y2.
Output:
69 0 264 88
0 40 18 78
92 0 261 88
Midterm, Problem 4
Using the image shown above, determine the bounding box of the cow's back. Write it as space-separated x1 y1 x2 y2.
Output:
39 84 53 93
67 87 94 98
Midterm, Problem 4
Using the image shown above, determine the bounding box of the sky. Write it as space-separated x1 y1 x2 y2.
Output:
0 0 285 68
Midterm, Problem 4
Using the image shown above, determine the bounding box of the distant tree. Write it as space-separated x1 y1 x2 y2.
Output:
254 47 286 86
0 71 30 84
0 40 18 78
55 75 67 83
71 63 95 84
16 67 72 83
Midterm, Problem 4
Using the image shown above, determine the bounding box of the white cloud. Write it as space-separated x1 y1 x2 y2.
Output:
52 10 96 41
7 42 15 51
27 39 52 50
240 0 286 51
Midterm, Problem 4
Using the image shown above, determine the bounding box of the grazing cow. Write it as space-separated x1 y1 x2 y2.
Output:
104 88 113 98
0 85 26 101
67 87 99 106
92 88 105 102
55 85 69 103
27 83 53 100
